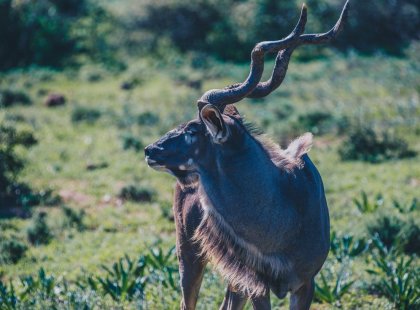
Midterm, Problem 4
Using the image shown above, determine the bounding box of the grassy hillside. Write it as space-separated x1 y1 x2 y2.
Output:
0 48 419 308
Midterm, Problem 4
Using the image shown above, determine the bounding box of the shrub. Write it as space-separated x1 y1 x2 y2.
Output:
0 269 114 309
295 111 334 135
138 0 420 61
61 206 86 231
0 89 32 107
27 212 53 246
401 221 420 255
146 246 178 290
0 0 91 69
367 215 404 251
83 254 147 302
71 106 102 124
338 126 417 163
137 111 160 126
121 132 143 152
0 238 28 264
330 232 368 262
118 184 156 203
0 124 40 208
314 265 354 306
392 198 418 214
367 243 419 310
367 215 419 255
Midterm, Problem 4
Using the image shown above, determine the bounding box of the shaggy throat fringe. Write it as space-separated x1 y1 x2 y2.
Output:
192 201 292 297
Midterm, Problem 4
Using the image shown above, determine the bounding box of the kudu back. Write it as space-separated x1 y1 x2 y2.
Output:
145 2 350 309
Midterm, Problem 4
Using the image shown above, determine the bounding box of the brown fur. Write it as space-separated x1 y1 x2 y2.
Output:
193 192 293 297
256 132 313 172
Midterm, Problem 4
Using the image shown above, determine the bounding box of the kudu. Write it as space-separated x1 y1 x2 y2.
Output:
145 1 349 309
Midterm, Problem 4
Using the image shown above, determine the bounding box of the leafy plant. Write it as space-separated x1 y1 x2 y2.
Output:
20 268 56 300
146 246 178 290
27 212 53 246
353 191 383 214
368 238 419 309
84 254 147 302
392 198 418 214
314 265 354 306
330 232 368 262
61 206 86 231
367 212 420 255
0 280 18 310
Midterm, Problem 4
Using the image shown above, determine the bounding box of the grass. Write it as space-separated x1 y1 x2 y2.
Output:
0 50 419 308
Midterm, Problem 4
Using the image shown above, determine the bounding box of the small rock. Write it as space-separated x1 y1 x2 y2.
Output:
45 93 66 107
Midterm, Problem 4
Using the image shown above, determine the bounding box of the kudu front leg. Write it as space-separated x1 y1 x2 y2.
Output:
289 279 314 310
219 285 247 310
250 290 271 310
178 251 206 310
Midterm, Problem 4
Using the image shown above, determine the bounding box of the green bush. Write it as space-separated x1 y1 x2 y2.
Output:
0 0 84 69
0 124 40 208
353 191 383 214
0 269 115 308
61 206 86 231
392 198 418 214
338 126 417 163
401 220 420 255
367 242 419 310
0 89 32 107
137 111 160 126
314 264 354 306
138 0 420 61
83 254 147 302
27 212 53 246
121 132 143 152
71 106 102 124
0 237 28 264
367 215 404 250
118 184 156 203
330 231 368 262
367 215 419 255
293 111 336 135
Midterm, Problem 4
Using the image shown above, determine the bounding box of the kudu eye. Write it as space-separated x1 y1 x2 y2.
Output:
184 130 197 145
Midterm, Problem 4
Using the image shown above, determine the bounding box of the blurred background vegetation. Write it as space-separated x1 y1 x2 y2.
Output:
0 0 419 309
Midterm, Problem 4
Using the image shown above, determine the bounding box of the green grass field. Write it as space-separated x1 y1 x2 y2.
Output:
0 49 419 309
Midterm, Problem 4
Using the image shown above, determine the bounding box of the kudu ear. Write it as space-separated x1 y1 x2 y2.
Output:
200 104 228 143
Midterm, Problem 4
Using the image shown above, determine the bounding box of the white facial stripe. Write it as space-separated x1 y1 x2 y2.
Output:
187 158 193 166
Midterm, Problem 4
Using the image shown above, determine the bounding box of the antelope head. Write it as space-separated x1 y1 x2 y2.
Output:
145 1 350 182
